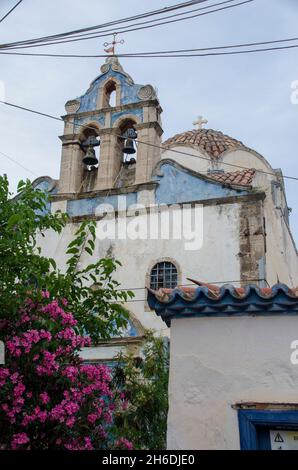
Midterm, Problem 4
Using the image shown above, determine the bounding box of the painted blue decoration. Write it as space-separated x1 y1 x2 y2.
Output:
111 108 143 127
31 176 57 215
154 161 249 206
64 158 250 217
76 65 145 114
67 192 137 218
238 409 298 450
74 113 105 133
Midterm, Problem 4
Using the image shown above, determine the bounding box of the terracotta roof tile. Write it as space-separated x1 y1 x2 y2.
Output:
207 168 255 187
147 281 298 325
163 129 248 159
152 280 298 302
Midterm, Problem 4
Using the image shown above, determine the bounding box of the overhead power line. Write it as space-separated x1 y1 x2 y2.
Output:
1 0 237 48
25 0 239 44
0 0 23 24
0 0 255 50
0 0 210 47
1 36 298 58
114 278 269 292
0 99 298 182
0 1 231 48
0 149 38 177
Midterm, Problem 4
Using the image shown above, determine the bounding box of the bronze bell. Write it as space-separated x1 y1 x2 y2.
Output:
82 145 98 166
122 138 136 155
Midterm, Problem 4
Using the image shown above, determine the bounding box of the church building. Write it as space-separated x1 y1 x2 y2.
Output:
34 55 298 360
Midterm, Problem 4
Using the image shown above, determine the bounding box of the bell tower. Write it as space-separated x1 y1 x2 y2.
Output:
58 56 163 194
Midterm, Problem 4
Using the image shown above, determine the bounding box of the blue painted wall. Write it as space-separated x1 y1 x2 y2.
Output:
33 161 251 218
67 192 137 218
154 162 249 205
74 113 105 132
65 163 249 217
34 179 57 215
77 68 144 114
111 108 143 127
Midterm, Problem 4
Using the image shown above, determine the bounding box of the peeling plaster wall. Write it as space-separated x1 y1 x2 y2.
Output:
221 150 298 286
239 198 266 285
66 192 137 218
265 207 298 287
36 201 242 334
168 316 298 450
250 171 297 287
154 162 249 205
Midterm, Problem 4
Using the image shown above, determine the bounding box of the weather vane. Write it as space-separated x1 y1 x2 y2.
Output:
103 33 124 55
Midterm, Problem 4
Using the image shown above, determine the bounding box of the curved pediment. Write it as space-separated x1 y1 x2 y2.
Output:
152 159 255 205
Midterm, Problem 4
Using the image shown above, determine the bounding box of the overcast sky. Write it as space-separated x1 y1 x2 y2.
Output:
0 0 297 245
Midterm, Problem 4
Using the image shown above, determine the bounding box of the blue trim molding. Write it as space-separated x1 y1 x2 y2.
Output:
238 409 298 450
147 284 298 326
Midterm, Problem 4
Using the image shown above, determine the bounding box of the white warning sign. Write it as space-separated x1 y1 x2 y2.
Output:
270 430 298 450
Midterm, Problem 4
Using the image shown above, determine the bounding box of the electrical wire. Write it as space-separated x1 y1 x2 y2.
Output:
0 1 211 47
0 0 23 24
0 149 38 176
0 0 255 50
0 0 237 48
111 277 271 303
114 278 269 292
1 99 297 182
30 0 240 43
1 37 298 58
0 1 238 48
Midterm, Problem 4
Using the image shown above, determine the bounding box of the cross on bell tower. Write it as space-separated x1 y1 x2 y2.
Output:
103 33 125 55
193 115 208 130
58 50 163 194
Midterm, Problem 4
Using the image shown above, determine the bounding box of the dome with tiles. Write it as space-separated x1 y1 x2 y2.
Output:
163 128 250 159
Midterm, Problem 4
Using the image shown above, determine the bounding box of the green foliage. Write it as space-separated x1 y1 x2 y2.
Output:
0 176 133 342
113 331 169 450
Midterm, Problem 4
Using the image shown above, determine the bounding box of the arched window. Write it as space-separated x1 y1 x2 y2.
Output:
103 81 117 108
150 261 178 290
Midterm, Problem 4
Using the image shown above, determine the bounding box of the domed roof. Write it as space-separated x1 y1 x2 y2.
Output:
163 129 249 159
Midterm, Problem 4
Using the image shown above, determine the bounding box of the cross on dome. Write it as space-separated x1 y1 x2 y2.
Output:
193 115 208 130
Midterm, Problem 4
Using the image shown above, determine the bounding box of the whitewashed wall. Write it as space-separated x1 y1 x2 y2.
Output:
36 202 241 334
167 315 298 450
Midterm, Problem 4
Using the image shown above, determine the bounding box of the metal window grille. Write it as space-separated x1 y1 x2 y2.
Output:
150 262 178 290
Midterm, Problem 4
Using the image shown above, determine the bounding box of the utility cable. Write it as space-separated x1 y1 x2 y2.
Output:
0 0 255 50
0 1 239 48
1 99 297 182
1 37 298 58
0 0 23 25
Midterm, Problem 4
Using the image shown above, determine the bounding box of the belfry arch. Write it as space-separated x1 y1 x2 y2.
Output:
58 56 163 193
98 78 121 109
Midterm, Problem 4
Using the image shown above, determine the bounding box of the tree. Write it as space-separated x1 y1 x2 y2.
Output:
0 176 133 342
0 176 169 450
113 331 169 450
0 176 134 449
0 294 132 450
